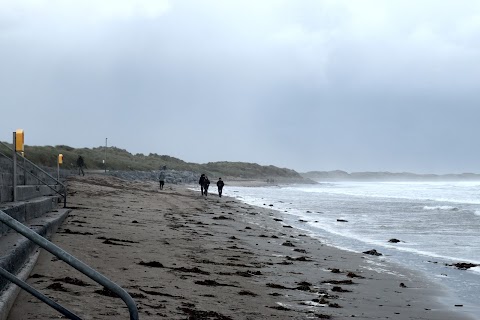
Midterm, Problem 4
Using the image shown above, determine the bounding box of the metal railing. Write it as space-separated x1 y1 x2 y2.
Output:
0 209 139 320
0 267 82 320
0 141 67 207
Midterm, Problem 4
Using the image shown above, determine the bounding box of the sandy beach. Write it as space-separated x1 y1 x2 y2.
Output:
7 175 475 320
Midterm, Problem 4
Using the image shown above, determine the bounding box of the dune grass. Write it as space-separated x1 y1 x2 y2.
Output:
0 142 301 179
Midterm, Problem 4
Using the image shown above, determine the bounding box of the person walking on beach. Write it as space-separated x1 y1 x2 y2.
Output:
159 171 166 190
199 174 206 195
76 155 86 176
203 176 210 196
217 177 224 197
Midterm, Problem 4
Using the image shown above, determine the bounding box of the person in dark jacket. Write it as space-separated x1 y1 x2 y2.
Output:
76 155 86 176
159 171 166 190
217 178 224 197
203 176 210 196
199 174 206 195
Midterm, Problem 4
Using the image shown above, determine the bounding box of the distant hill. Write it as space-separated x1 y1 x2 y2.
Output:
302 170 480 181
0 142 306 181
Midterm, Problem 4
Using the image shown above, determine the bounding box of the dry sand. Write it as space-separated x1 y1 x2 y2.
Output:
7 175 475 319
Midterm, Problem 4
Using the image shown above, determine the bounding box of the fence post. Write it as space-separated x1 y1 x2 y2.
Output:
12 132 17 202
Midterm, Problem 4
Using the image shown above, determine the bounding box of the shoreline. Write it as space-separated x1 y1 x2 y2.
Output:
7 175 476 319
188 181 480 319
225 181 480 317
222 191 477 320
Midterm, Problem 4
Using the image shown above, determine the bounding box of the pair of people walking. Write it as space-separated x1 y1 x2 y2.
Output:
199 174 224 197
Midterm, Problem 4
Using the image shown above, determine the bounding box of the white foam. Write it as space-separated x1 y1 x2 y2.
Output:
470 267 480 274
292 182 480 205
423 205 458 211
475 211 480 216
361 266 405 277
300 301 325 307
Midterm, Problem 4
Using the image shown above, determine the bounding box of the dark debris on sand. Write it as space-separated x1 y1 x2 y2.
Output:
46 282 70 292
235 270 262 277
296 282 312 291
286 256 311 261
446 262 479 270
362 249 382 256
94 287 119 298
172 267 210 275
213 215 234 220
102 239 130 246
195 280 237 287
59 229 93 236
139 288 184 299
53 277 91 287
268 305 292 311
347 272 365 279
266 283 293 290
97 236 138 243
138 261 165 268
178 307 234 320
331 286 351 293
238 290 258 296
322 279 355 285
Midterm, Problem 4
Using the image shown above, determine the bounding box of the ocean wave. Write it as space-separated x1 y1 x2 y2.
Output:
292 183 480 205
475 211 480 217
423 206 458 211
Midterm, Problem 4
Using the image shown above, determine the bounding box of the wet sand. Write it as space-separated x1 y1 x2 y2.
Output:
7 175 475 319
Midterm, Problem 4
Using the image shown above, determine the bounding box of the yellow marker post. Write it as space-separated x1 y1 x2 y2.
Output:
15 129 24 152
13 129 24 202
58 154 63 180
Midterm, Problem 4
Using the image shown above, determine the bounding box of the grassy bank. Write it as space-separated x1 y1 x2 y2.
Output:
0 143 303 180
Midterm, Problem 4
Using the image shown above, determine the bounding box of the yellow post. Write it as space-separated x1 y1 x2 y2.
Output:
58 154 63 180
15 129 24 152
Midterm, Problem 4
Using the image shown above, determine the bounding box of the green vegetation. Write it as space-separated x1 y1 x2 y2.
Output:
0 142 302 179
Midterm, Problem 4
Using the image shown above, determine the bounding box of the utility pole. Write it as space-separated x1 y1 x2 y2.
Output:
104 138 108 173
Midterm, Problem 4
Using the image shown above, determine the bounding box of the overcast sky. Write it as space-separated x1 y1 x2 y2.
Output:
1 0 479 173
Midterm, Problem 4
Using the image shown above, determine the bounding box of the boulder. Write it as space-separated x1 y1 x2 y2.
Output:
363 249 382 256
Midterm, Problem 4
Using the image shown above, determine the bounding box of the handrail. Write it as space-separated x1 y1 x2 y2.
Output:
0 142 67 207
15 156 67 207
0 209 139 320
0 267 82 320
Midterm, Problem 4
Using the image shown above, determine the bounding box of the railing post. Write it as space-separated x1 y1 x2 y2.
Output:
23 155 26 185
12 132 17 202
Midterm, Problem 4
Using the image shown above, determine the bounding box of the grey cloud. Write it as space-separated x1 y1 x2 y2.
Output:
1 1 480 173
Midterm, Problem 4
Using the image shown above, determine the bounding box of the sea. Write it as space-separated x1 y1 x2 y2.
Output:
224 180 480 316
